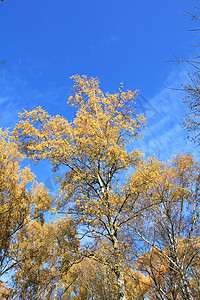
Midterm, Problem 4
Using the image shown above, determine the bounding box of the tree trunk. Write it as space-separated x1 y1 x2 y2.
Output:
110 224 126 300
116 268 126 300
179 269 194 300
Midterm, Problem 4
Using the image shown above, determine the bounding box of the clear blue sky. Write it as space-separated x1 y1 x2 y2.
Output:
0 0 199 186
0 0 196 95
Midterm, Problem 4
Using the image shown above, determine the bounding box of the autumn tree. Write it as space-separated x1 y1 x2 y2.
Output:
128 154 200 300
12 75 150 300
10 217 79 300
0 128 51 279
0 128 80 299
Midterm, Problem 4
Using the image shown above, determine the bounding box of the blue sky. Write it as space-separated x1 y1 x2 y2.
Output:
0 0 199 187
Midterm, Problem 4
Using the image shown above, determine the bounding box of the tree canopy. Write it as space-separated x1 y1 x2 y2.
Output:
0 128 51 277
9 75 199 300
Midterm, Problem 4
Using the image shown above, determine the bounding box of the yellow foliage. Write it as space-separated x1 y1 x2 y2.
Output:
0 128 52 277
12 75 200 299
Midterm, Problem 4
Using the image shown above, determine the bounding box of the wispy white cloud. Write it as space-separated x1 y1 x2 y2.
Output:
131 64 198 161
0 64 72 130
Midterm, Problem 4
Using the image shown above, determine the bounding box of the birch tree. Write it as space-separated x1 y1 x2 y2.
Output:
13 75 148 300
129 154 200 300
10 217 79 300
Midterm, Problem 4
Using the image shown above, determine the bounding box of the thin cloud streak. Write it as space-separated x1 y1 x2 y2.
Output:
0 73 71 130
132 64 198 162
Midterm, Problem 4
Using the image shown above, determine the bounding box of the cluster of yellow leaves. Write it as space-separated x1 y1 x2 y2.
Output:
0 128 52 277
10 217 79 299
125 154 199 209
